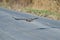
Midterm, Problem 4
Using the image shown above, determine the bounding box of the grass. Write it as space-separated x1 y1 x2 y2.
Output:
21 8 60 20
0 2 60 20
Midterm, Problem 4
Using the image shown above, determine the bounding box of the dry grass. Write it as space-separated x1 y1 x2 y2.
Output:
21 8 60 20
0 0 60 20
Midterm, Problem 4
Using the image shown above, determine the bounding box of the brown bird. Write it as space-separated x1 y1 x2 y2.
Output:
25 18 38 22
13 17 38 22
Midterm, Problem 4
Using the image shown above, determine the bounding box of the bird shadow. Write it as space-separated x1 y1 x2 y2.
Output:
36 28 48 30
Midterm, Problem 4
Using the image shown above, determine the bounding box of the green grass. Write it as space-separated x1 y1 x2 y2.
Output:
21 8 60 20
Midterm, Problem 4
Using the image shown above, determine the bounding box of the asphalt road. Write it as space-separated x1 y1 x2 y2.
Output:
0 8 60 40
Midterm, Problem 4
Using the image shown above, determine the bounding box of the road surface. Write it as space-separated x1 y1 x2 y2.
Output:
0 8 60 40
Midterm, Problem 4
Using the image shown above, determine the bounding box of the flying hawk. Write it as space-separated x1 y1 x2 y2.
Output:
13 17 38 22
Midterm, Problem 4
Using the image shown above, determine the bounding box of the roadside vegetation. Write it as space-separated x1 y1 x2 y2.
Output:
0 0 60 20
21 8 60 20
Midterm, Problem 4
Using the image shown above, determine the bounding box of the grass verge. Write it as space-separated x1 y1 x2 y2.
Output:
0 2 60 20
21 8 60 20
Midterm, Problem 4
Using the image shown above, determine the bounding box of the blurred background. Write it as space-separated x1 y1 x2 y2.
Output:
0 0 60 20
